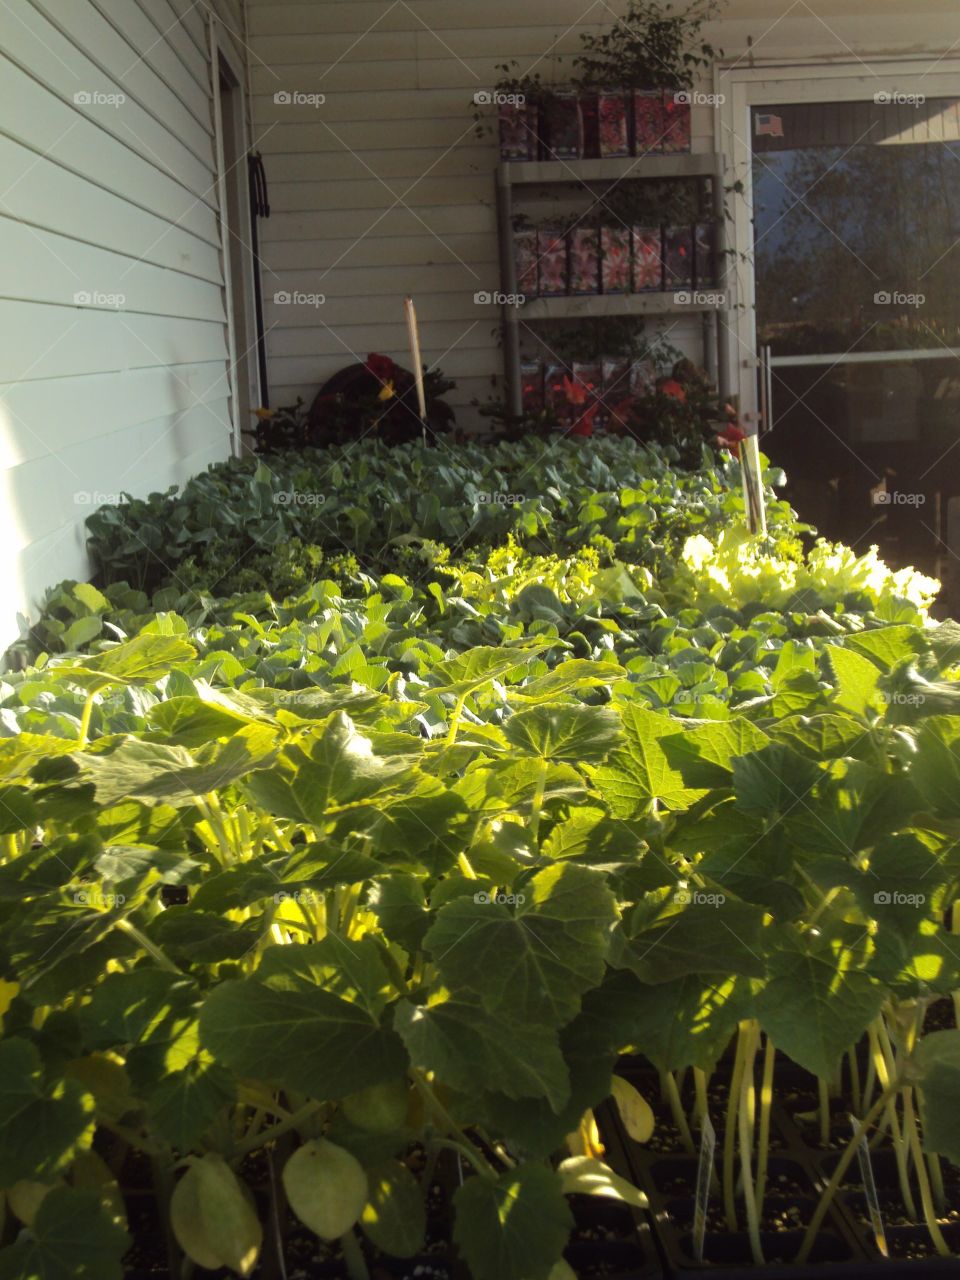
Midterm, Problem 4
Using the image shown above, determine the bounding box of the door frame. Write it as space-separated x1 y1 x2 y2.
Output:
209 14 260 456
714 57 960 438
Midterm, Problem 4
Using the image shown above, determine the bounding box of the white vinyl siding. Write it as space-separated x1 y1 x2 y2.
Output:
0 0 237 639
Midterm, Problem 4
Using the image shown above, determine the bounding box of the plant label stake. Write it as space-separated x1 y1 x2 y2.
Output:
740 432 767 535
404 296 428 444
850 1115 888 1257
693 1112 717 1263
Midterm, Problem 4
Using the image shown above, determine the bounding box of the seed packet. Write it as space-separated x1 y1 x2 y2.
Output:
663 225 694 291
499 102 537 161
661 90 692 154
568 226 600 295
544 90 582 160
633 88 666 154
694 222 718 288
632 225 664 292
545 364 571 422
602 356 632 400
514 229 539 295
537 225 569 296
579 93 599 159
520 359 544 415
598 89 630 157
601 225 631 294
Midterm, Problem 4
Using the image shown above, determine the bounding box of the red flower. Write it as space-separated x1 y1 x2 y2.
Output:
365 353 399 384
659 378 687 402
715 423 747 455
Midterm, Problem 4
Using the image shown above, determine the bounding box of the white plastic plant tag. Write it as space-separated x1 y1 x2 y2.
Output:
693 1113 716 1263
850 1114 888 1258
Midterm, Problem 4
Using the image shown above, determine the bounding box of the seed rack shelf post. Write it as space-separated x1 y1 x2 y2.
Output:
495 152 733 421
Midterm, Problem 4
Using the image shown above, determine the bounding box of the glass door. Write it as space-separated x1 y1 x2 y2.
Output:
733 78 960 578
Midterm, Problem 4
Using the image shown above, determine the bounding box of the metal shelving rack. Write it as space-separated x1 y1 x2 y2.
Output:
495 152 733 419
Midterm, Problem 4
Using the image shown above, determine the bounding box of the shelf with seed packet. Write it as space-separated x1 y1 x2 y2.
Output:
496 99 731 421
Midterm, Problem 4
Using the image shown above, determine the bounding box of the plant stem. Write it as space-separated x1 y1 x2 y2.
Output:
847 1046 862 1116
903 1086 952 1256
662 1070 695 1155
818 1075 831 1148
230 1101 325 1161
693 1068 709 1130
870 1020 918 1219
723 1023 748 1232
754 1035 775 1209
445 694 467 747
114 918 182 973
738 1024 764 1265
77 690 97 745
339 1228 370 1280
411 1070 496 1178
797 1081 901 1264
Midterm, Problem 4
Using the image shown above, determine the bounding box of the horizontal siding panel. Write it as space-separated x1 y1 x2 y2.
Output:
248 118 482 153
264 289 491 328
5 404 231 549
254 86 487 125
262 205 495 241
249 31 419 63
1 57 219 245
89 0 212 123
156 0 209 67
251 60 421 95
266 262 496 299
0 301 229 383
267 321 489 367
0 135 222 283
263 146 490 182
266 175 492 212
7 3 216 205
0 362 230 467
0 218 227 323
248 2 606 36
265 232 496 270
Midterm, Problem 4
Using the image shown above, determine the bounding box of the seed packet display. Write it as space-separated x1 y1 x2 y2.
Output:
514 229 539 296
544 364 571 422
661 90 692 153
633 88 666 154
663 225 694 291
578 93 599 159
544 90 582 160
601 225 631 294
601 357 631 428
632 225 663 292
520 360 544 415
598 89 630 157
537 225 568 296
499 102 537 161
694 222 717 288
568 226 600 295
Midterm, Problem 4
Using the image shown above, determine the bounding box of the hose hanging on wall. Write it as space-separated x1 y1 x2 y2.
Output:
248 151 271 407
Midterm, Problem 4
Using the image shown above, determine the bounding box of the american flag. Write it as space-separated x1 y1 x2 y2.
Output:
755 113 785 138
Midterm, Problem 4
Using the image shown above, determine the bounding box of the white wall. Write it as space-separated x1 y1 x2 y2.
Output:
0 0 241 640
245 0 959 429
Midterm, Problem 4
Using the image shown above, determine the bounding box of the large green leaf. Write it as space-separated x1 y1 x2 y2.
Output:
662 718 770 788
503 704 621 762
732 743 820 820
393 998 569 1111
360 1161 426 1258
428 645 545 697
913 1030 960 1163
827 645 883 717
0 1039 95 1185
620 901 767 983
508 660 626 703
199 980 408 1099
754 930 885 1079
424 864 616 1026
54 634 196 692
452 1165 572 1280
0 1187 129 1280
595 703 707 815
244 713 417 823
911 717 960 818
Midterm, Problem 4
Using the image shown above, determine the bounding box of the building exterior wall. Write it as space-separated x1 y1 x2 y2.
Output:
0 0 241 639
245 0 959 427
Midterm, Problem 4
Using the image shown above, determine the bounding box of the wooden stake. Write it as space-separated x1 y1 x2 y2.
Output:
404 296 427 442
740 433 767 535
